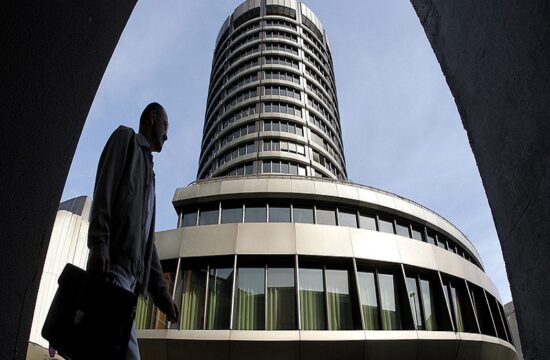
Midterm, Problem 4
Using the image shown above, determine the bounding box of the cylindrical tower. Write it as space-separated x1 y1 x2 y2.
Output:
197 0 347 180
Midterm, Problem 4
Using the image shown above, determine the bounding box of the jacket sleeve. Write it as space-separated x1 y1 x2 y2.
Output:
147 244 172 308
87 127 132 261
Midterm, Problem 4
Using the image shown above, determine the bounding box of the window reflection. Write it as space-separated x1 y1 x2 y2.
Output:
359 213 377 231
326 269 353 330
221 206 242 224
269 205 291 223
244 205 267 222
378 217 395 234
267 268 296 330
299 268 326 330
179 268 207 329
378 273 401 330
316 207 336 225
206 268 233 329
199 208 219 225
235 268 265 330
338 210 357 228
420 279 437 330
406 277 423 330
357 271 379 330
293 206 314 224
182 211 197 227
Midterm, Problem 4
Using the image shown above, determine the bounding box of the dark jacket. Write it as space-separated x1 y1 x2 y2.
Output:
88 126 170 303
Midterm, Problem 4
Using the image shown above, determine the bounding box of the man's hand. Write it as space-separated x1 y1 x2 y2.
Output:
158 296 179 322
87 254 109 274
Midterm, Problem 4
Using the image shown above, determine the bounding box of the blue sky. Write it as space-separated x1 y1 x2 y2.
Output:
62 1 512 302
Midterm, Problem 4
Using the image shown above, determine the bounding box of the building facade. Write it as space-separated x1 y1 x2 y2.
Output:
28 196 90 357
136 1 518 359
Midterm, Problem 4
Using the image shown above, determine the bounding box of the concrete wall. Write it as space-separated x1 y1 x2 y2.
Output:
409 1 550 359
0 2 136 358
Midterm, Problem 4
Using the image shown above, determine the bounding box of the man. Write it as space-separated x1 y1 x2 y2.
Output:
87 102 179 359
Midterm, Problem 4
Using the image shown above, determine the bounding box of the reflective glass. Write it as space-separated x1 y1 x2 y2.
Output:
411 226 424 241
221 206 242 224
426 232 436 245
272 161 281 173
338 210 357 228
269 205 291 223
267 268 296 330
450 285 464 332
406 277 423 330
206 268 233 329
437 238 447 250
359 213 377 231
262 161 271 173
179 269 207 329
420 279 437 330
235 268 265 330
395 222 410 238
316 207 336 225
378 218 395 234
199 208 219 225
326 269 353 330
378 273 401 330
244 205 267 222
357 271 379 330
293 206 314 224
299 268 326 330
182 211 197 227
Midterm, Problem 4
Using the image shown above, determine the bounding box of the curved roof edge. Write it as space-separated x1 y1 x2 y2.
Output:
172 175 483 266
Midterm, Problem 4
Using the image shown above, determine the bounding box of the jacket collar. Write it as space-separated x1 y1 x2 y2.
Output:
136 133 152 151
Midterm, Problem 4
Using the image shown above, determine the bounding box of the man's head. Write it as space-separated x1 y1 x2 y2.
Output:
139 102 169 153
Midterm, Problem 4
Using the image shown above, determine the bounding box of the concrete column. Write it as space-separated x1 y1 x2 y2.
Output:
0 1 136 358
409 1 550 359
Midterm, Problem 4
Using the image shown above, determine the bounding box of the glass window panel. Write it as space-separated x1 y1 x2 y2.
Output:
272 121 280 131
406 277 423 330
247 143 256 154
378 273 401 330
288 142 297 153
262 161 271 173
288 123 295 133
244 205 267 223
357 272 379 330
378 218 395 234
359 213 377 231
293 206 314 224
179 269 207 329
199 208 219 225
338 210 357 228
267 268 296 330
281 162 289 173
411 226 424 241
450 285 464 332
280 122 288 132
206 268 233 329
269 205 291 222
420 279 437 330
245 163 253 175
299 268 326 330
182 211 197 227
296 127 303 136
437 237 447 249
289 163 298 175
326 269 353 330
235 268 265 330
272 161 281 173
264 121 272 131
237 166 245 175
316 207 336 225
426 232 436 245
395 222 410 238
221 206 243 224
297 144 305 155
280 141 288 151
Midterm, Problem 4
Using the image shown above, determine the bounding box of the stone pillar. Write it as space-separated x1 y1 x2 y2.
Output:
409 1 550 359
0 1 136 358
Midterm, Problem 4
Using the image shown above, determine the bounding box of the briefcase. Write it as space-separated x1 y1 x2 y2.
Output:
42 263 138 360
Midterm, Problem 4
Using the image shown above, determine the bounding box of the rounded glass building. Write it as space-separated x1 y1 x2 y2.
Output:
136 1 518 359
